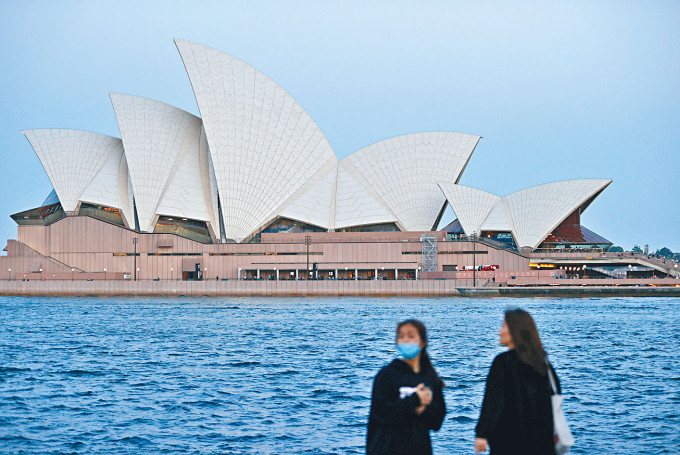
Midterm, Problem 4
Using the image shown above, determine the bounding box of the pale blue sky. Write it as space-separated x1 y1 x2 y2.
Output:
1 0 678 250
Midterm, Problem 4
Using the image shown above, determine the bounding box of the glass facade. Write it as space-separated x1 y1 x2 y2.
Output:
337 223 399 233
78 203 125 227
248 217 326 243
11 202 65 226
153 216 213 244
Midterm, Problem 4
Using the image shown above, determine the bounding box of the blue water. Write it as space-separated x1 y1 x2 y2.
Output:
0 297 678 454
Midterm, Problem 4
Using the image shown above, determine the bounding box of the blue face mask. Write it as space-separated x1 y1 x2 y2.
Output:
397 342 421 359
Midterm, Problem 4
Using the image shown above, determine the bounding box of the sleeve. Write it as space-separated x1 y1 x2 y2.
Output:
370 369 421 427
475 356 505 439
548 362 561 395
420 380 446 431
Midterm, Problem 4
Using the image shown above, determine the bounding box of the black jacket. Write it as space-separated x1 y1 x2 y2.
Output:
476 350 560 455
367 359 446 455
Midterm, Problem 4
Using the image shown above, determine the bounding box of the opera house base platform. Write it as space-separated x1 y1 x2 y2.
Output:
1 216 678 297
0 280 678 298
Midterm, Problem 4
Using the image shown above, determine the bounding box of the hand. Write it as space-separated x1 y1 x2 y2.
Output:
415 383 432 406
475 438 488 454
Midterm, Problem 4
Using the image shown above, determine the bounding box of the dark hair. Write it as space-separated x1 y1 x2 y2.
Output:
504 309 547 375
396 319 445 388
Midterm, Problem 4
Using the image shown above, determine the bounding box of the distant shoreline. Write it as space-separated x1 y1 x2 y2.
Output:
1 281 678 298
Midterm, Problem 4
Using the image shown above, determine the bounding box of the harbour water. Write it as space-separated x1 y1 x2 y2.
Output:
0 296 678 454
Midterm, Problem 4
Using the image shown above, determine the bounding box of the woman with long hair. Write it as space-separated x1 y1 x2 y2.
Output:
367 319 446 455
475 309 561 455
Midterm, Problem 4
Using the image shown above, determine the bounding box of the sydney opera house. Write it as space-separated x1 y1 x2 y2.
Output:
2 40 615 282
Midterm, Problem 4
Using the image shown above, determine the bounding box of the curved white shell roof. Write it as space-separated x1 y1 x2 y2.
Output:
110 93 217 233
334 162 397 229
503 179 611 249
79 144 134 228
440 179 612 250
344 132 480 231
437 183 500 235
175 39 337 241
23 129 124 213
480 201 512 232
277 162 338 229
21 39 613 248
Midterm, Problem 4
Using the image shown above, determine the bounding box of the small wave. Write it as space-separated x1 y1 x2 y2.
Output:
451 415 475 422
183 399 224 408
114 435 153 446
228 361 260 367
0 366 32 373
61 369 105 377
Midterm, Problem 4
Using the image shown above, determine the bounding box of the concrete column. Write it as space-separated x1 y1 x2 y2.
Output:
395 268 398 280
416 269 419 280
375 268 378 280
256 269 260 280
295 269 299 280
335 269 338 280
276 270 279 281
355 269 358 281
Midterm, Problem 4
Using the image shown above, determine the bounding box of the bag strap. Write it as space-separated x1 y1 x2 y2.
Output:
546 361 558 395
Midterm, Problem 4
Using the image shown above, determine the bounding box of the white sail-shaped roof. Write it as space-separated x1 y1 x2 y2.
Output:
277 161 338 229
344 132 480 231
437 183 500 236
23 129 123 213
503 179 611 249
79 144 134 228
110 93 217 234
175 39 337 242
438 179 612 250
480 200 513 232
334 163 397 229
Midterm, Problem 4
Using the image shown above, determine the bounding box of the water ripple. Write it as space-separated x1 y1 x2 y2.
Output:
0 296 678 454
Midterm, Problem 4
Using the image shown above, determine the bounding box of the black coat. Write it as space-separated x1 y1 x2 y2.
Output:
476 350 560 455
367 359 446 455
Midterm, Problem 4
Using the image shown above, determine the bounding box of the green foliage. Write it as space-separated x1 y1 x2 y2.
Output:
655 247 673 257
631 245 643 253
608 246 624 252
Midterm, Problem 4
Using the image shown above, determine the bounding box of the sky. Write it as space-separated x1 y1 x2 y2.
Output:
0 0 678 251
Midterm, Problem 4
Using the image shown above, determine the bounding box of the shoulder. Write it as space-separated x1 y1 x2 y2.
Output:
374 359 401 381
492 349 516 365
489 350 517 371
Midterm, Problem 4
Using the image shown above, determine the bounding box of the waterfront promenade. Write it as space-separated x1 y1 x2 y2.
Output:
1 279 678 297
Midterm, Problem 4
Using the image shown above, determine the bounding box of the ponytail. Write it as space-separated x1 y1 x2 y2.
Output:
421 347 445 389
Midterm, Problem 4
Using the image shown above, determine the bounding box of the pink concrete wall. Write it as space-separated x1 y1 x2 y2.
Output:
8 216 530 281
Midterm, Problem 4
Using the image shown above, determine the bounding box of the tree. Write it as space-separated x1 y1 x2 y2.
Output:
631 245 643 254
655 247 673 258
608 246 624 252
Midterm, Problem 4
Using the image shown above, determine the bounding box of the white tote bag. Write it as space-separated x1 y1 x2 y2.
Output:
548 366 574 454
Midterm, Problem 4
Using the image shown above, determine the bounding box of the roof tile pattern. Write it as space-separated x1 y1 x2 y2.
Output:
175 39 337 241
111 93 207 232
278 165 338 229
480 201 512 232
23 129 122 213
502 179 611 249
345 132 480 231
79 147 134 228
440 179 611 250
334 163 396 229
437 183 500 235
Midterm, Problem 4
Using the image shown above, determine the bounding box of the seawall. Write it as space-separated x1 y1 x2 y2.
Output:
0 281 678 297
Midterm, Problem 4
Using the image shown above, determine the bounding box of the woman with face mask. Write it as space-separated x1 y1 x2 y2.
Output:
475 309 561 455
367 319 446 455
